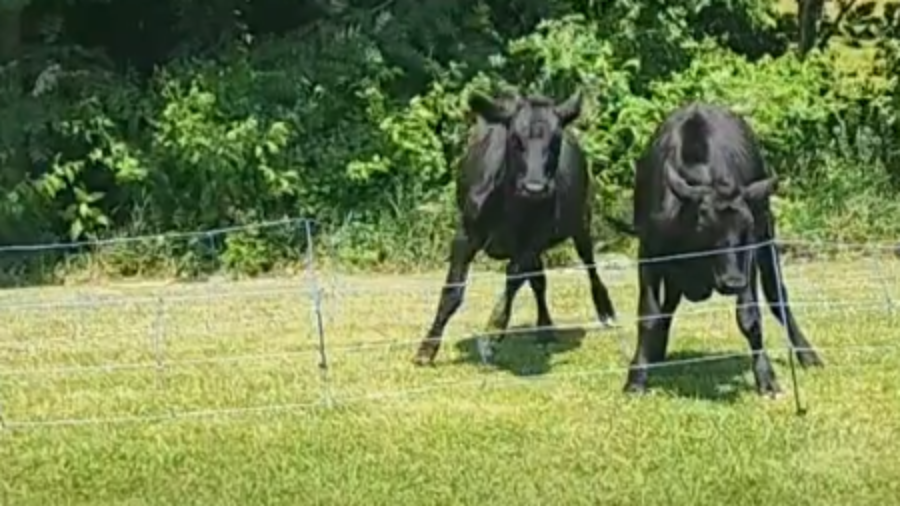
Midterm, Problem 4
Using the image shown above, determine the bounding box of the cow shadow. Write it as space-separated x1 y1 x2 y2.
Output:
645 349 755 403
453 324 587 377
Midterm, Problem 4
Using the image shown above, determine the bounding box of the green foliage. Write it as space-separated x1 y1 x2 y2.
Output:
148 75 296 230
3 0 900 281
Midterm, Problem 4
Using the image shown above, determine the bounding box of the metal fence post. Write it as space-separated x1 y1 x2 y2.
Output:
768 240 805 416
869 246 894 316
205 232 215 336
151 295 168 406
0 389 6 432
303 219 331 407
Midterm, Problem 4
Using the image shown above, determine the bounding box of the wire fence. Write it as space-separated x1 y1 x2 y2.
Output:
1 217 899 430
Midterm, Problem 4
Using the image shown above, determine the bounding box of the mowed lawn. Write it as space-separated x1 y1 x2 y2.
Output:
2 254 900 505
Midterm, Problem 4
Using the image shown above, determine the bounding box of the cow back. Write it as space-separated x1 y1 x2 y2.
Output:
632 103 771 246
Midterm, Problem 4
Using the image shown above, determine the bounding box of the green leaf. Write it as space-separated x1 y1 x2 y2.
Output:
69 219 84 241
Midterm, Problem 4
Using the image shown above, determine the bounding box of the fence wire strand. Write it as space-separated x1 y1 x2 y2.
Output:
3 343 899 431
2 296 895 379
1 217 899 431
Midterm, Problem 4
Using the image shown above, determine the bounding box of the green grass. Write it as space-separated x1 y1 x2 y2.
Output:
2 256 900 505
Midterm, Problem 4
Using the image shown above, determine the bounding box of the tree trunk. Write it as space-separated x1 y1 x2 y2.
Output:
0 6 22 62
798 0 825 56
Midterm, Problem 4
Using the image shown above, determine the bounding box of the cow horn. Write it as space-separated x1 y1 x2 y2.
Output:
664 161 707 202
742 176 779 202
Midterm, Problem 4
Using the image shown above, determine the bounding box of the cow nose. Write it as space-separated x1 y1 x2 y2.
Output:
523 181 546 194
718 275 746 295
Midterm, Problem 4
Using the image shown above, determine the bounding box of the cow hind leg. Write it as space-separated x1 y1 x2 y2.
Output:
757 242 824 368
572 231 617 327
480 260 529 364
736 263 781 396
414 231 481 366
624 265 664 394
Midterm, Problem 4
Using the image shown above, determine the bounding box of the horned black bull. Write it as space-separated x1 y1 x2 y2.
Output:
413 89 618 366
607 102 824 397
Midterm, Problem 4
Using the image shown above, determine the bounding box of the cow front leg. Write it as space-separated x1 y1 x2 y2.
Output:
648 276 683 363
572 231 617 327
525 257 556 346
480 260 529 364
758 242 823 368
736 264 781 397
624 265 664 394
414 230 481 366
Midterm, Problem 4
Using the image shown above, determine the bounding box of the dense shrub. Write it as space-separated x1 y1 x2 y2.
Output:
2 0 900 280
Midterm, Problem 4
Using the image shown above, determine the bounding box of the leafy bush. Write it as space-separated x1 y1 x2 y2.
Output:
3 0 900 281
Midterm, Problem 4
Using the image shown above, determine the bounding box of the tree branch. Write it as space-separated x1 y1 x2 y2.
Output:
817 0 859 51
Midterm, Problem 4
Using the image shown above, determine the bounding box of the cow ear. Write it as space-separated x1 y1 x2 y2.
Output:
554 90 583 127
468 92 512 125
742 176 778 202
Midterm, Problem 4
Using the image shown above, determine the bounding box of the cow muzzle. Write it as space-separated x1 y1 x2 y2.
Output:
517 181 552 200
713 247 749 295
714 272 747 295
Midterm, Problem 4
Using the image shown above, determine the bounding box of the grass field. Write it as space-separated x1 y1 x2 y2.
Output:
2 252 900 505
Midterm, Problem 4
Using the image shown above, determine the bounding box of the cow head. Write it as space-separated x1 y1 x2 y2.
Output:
468 90 583 201
664 162 778 295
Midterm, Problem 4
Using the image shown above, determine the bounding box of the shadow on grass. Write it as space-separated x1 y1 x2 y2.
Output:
452 324 586 377
647 349 754 403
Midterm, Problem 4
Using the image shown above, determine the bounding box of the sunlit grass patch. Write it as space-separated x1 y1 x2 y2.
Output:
1 256 900 505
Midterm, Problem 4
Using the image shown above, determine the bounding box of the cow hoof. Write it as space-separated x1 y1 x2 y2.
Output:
766 390 786 401
797 350 825 368
623 382 649 395
412 353 435 367
756 381 783 399
761 389 785 401
600 316 619 329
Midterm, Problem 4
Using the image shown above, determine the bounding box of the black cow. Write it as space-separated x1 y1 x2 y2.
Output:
608 102 824 397
413 89 618 366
